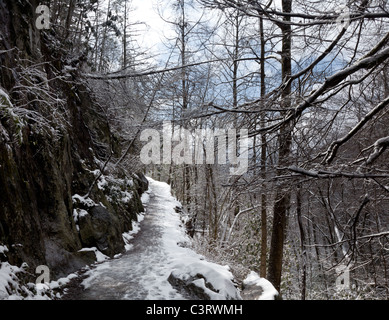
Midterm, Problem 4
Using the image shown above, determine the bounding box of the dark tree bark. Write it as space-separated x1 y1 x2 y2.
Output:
259 15 267 279
267 0 293 295
296 185 307 300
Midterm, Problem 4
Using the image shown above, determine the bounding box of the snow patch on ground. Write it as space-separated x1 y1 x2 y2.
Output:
120 188 150 252
122 212 145 251
141 190 151 205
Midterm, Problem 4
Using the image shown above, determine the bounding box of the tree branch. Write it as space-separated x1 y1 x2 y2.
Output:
286 166 389 179
322 95 389 164
248 36 389 137
307 231 389 248
84 59 225 80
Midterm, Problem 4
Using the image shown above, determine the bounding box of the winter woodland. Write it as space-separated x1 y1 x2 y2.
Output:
1 0 389 300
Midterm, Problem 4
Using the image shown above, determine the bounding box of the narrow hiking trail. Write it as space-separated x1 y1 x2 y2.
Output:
65 178 240 300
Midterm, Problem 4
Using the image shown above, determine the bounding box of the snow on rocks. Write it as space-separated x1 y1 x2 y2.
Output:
78 247 109 263
0 262 24 300
167 262 241 300
0 260 55 300
0 254 90 300
72 194 97 208
0 245 34 300
0 245 8 256
241 271 279 300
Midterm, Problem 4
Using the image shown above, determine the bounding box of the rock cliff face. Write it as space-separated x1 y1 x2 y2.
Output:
0 0 147 280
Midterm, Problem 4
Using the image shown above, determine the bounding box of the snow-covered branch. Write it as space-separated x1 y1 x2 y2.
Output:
307 231 389 249
285 166 389 179
322 96 389 164
365 136 389 166
200 0 389 27
225 205 261 244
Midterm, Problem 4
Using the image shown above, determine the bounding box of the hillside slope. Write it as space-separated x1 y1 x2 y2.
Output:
0 0 148 296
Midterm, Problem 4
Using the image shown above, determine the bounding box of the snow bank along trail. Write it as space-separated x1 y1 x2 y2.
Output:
72 177 241 300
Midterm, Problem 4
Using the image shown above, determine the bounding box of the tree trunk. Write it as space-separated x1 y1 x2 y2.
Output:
123 0 128 69
64 0 76 39
99 0 111 72
259 16 268 279
296 185 307 300
267 0 293 295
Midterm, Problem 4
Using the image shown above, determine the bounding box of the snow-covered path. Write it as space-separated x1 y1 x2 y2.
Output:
70 178 240 300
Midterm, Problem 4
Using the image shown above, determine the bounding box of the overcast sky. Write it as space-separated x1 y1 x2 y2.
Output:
130 0 175 60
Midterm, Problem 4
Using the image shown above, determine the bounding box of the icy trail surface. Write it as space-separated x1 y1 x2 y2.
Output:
73 177 240 300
